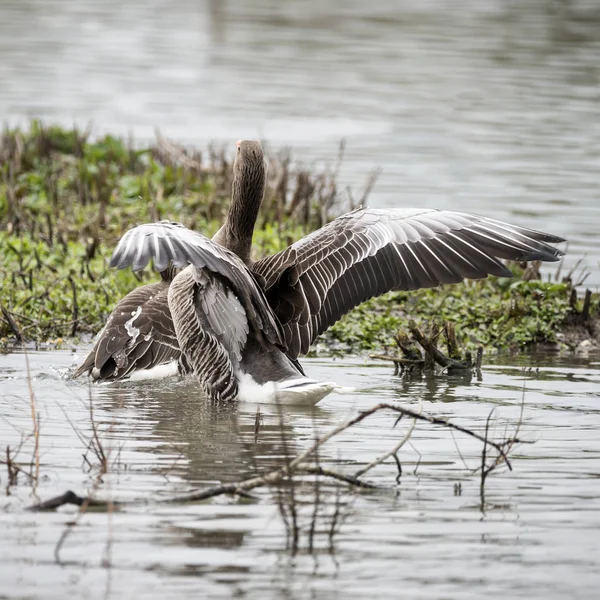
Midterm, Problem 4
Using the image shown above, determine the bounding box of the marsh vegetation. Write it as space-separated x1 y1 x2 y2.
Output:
1 124 597 356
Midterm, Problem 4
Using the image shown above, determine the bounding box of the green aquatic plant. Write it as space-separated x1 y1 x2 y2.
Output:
0 123 596 351
325 271 580 353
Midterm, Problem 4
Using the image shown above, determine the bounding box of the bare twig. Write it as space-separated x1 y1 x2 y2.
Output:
479 409 495 508
275 394 299 553
358 168 381 207
67 276 79 336
254 405 262 444
296 464 378 489
24 353 40 491
53 386 120 565
308 411 322 553
3 441 36 488
328 483 343 550
353 395 423 478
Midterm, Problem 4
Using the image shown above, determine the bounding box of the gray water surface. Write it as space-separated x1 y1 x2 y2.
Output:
2 3 600 596
1 0 599 282
1 349 600 599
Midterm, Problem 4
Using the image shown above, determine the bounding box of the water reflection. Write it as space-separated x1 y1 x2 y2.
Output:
2 350 600 597
93 376 333 488
391 370 479 404
90 374 355 559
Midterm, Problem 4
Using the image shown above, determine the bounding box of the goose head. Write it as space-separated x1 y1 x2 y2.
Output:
233 140 266 191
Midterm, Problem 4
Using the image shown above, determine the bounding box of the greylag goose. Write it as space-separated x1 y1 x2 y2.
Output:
75 140 565 401
73 140 267 382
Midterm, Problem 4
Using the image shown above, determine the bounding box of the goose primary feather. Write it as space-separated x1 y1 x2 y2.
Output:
75 140 565 402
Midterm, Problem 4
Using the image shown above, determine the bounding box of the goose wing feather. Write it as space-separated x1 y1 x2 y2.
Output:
252 207 565 358
191 268 249 363
110 221 284 347
168 268 240 401
73 282 181 381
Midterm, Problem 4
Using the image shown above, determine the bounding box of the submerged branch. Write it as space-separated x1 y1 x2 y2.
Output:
29 400 523 516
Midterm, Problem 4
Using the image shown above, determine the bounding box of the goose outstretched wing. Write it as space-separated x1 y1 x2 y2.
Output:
252 208 566 358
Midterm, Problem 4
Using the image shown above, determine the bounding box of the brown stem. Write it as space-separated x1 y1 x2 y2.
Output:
409 320 471 371
1 303 23 341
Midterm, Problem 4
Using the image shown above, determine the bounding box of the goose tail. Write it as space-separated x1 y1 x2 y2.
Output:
237 373 353 405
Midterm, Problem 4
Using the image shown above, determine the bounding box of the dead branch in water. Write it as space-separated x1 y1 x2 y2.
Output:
353 396 423 479
478 380 527 510
371 319 484 378
1 437 35 490
30 400 524 519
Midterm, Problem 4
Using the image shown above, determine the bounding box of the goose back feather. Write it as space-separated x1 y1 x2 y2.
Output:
168 266 244 401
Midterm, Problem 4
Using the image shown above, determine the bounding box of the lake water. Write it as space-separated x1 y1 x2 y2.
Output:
1 349 600 599
2 1 600 597
1 0 599 283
